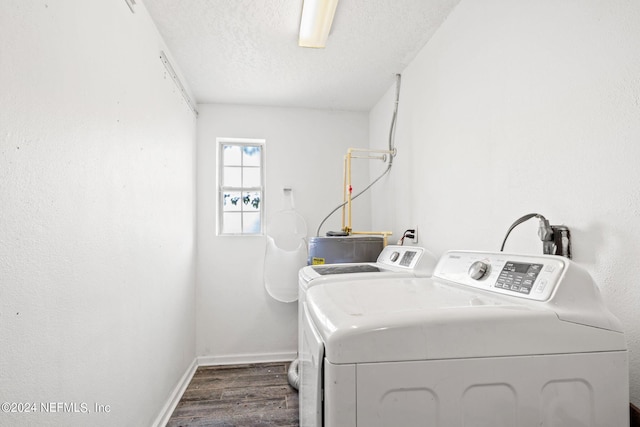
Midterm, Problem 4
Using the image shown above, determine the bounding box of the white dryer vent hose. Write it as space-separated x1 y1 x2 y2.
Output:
287 358 300 390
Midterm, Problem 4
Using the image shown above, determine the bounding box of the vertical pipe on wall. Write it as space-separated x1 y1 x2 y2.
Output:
341 155 347 232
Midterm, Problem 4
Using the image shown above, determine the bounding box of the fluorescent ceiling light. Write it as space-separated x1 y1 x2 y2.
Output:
298 0 339 48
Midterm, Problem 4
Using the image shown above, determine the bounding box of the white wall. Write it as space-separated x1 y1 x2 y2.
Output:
0 1 196 426
197 104 369 362
370 0 640 406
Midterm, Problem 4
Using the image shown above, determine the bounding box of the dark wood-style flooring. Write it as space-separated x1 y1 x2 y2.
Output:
167 362 299 427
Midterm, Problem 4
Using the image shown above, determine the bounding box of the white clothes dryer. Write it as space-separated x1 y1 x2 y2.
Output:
300 250 629 427
298 244 436 311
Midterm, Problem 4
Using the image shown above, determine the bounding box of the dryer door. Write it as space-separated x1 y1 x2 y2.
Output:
299 302 324 427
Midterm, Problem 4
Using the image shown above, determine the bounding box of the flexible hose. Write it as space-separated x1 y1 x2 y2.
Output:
287 358 300 390
316 74 402 236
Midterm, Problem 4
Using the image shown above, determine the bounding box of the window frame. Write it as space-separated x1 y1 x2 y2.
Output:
217 137 266 236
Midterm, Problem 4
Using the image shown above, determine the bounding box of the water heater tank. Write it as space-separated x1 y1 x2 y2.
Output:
307 236 384 265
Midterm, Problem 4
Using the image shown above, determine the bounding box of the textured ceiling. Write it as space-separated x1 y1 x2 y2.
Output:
142 0 461 111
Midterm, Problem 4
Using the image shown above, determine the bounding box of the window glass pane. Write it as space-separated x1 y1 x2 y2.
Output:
223 213 242 234
243 167 261 188
218 139 264 236
242 191 261 211
243 145 261 167
223 145 242 166
222 191 242 212
223 166 241 186
243 212 261 234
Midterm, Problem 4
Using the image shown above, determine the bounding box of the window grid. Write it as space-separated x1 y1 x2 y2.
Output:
217 138 265 235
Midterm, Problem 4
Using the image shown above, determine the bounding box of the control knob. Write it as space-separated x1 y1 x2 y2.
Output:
468 261 490 280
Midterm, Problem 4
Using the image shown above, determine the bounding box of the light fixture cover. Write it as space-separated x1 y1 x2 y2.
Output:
299 0 339 48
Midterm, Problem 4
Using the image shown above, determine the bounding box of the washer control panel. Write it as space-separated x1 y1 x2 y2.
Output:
435 251 566 301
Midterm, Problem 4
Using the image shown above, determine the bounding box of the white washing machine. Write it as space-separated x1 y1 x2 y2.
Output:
290 245 437 387
300 250 629 427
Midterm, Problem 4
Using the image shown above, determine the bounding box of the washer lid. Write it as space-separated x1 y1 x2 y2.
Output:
298 245 436 285
305 278 626 364
299 263 416 291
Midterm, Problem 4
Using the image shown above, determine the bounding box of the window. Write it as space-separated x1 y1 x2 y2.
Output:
217 138 265 235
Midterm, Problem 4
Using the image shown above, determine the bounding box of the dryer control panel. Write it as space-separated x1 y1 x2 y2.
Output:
434 251 566 301
376 245 430 270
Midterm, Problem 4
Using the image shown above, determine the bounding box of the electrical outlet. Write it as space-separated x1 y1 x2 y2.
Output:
412 226 418 244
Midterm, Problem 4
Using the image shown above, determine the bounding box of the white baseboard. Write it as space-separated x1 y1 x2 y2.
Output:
198 351 296 367
152 358 198 427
